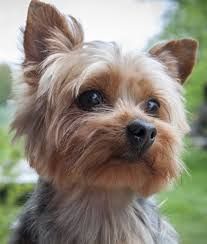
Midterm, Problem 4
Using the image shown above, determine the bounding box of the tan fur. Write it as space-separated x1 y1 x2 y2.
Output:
10 1 198 243
13 39 190 196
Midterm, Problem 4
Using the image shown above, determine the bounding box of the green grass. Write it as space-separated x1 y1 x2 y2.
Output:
159 144 207 244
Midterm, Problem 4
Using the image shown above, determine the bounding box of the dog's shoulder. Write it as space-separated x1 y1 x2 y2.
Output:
136 197 178 244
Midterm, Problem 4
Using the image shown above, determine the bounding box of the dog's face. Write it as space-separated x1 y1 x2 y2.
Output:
12 0 197 196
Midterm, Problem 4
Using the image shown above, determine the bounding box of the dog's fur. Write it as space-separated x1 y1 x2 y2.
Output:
9 1 198 243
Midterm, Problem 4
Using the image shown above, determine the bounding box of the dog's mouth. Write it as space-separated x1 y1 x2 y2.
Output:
115 153 142 164
111 142 153 164
108 151 150 168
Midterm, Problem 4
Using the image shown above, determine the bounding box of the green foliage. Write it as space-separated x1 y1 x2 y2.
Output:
0 204 20 244
0 127 23 178
186 59 206 116
0 64 12 105
0 105 13 126
157 1 207 243
159 0 207 114
0 65 24 243
163 0 207 49
159 143 207 244
0 184 34 244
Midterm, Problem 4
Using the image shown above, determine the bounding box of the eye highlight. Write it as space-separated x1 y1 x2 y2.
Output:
145 98 160 116
77 90 104 111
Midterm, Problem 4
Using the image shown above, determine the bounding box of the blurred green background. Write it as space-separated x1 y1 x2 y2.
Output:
0 0 207 244
158 1 207 243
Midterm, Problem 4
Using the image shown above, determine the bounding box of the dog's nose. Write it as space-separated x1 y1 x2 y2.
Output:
127 119 157 153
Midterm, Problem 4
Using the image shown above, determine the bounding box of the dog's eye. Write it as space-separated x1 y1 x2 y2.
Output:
77 90 104 111
145 98 160 115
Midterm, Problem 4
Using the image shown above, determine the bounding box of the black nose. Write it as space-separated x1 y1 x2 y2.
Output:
127 119 157 153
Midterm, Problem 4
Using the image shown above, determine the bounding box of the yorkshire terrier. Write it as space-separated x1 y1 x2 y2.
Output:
10 0 198 243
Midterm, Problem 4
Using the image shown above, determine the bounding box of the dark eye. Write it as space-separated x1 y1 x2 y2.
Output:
77 90 104 111
145 98 160 115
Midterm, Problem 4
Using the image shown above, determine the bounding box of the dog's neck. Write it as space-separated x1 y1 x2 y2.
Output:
37 180 170 244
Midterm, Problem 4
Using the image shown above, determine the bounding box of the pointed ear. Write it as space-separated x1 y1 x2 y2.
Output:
24 0 84 64
149 39 198 84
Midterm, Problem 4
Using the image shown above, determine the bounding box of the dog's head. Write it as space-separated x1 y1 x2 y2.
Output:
12 0 198 196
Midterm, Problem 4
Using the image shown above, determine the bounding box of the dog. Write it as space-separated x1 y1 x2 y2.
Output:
9 0 198 243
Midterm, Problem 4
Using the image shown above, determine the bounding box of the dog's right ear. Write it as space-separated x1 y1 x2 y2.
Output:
24 0 84 64
149 39 198 84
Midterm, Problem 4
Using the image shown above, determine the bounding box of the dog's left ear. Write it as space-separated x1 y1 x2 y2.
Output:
149 39 198 84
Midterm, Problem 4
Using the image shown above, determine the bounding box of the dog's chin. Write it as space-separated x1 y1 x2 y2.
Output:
45 129 181 197
75 152 164 196
76 136 182 197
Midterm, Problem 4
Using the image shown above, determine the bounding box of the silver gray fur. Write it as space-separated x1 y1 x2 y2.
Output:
9 179 178 244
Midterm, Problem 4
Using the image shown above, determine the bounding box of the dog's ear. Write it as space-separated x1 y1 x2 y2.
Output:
149 39 198 84
24 0 84 64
